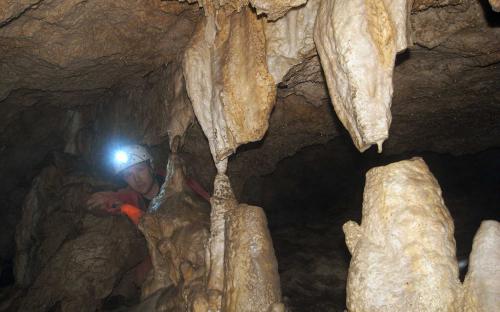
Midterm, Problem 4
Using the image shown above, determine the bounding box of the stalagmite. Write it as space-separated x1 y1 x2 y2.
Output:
183 6 276 166
463 220 500 312
265 0 320 84
206 173 238 310
183 4 283 311
314 0 411 152
224 204 284 312
343 157 462 311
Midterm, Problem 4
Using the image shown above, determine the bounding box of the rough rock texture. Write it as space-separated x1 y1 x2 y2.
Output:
183 7 276 167
314 0 410 152
139 152 211 308
182 0 306 20
411 0 486 49
14 154 147 312
412 0 463 11
14 154 117 287
490 0 500 11
264 0 320 84
19 215 146 312
463 220 500 312
343 157 462 312
206 173 238 310
224 204 284 312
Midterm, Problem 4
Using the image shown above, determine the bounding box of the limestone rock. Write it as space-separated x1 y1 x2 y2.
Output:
139 152 211 306
412 0 463 11
206 173 238 309
18 215 146 312
183 7 276 167
343 157 462 311
14 154 146 312
182 0 306 20
265 0 320 84
490 0 500 12
223 204 283 312
411 0 485 49
314 0 410 152
463 220 500 312
250 0 308 21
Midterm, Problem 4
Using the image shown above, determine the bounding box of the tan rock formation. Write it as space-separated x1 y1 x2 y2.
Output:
182 0 306 20
224 204 283 312
264 0 320 84
183 7 276 168
490 0 500 12
314 0 411 152
343 157 462 312
139 152 211 303
463 220 500 312
206 173 238 309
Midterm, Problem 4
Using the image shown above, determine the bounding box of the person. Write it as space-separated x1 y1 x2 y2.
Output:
87 143 210 223
86 144 163 224
86 144 210 291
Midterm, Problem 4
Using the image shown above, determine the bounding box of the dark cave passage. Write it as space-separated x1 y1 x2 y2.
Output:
242 137 500 312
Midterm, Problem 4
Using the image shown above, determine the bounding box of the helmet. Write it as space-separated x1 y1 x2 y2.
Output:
112 144 153 174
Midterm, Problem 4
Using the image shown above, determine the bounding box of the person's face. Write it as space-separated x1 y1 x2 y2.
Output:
121 161 154 195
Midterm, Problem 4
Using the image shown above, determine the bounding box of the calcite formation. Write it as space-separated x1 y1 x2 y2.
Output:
183 7 276 168
206 173 238 310
264 0 320 84
314 0 411 152
463 220 500 312
489 0 500 11
182 0 306 20
139 152 211 304
343 157 462 311
224 204 284 312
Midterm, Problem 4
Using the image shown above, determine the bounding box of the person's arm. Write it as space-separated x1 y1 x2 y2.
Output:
86 191 123 215
86 189 145 225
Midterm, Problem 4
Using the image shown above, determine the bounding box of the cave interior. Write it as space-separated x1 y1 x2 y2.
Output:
0 0 499 311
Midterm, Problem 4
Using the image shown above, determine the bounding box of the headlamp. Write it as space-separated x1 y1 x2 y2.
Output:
114 150 129 165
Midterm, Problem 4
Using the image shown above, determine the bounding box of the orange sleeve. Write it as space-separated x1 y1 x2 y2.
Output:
120 204 144 225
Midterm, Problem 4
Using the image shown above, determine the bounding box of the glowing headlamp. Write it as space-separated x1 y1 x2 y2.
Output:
114 150 129 165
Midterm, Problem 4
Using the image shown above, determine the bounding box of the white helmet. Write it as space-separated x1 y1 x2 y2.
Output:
112 144 153 174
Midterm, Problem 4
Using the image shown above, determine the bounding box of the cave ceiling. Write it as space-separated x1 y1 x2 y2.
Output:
0 0 499 193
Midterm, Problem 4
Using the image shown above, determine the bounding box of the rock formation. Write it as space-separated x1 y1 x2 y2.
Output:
490 0 500 12
138 151 211 310
314 0 411 153
264 0 320 84
14 154 147 312
0 0 499 311
343 157 462 311
183 6 276 168
463 220 500 312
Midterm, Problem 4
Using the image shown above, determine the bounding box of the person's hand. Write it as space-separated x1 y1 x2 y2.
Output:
86 191 122 215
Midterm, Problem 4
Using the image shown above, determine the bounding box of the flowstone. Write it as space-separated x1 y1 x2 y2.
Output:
343 157 462 312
